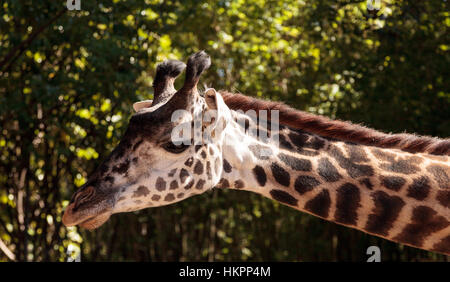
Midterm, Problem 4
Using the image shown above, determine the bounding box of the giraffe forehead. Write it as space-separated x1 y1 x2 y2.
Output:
129 99 209 138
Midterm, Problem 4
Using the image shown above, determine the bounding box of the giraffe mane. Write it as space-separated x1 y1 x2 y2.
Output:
219 91 450 156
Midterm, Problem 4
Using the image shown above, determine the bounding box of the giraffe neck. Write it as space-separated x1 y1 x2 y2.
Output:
219 110 450 255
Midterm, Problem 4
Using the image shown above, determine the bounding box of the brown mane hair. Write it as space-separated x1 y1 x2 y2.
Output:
219 91 450 156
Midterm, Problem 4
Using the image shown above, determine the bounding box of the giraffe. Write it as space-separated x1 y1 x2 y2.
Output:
62 51 450 256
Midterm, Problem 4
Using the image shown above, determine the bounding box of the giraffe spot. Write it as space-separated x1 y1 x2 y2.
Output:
269 189 298 206
112 140 129 160
365 191 405 236
249 144 273 160
194 161 204 175
112 159 130 174
278 153 312 171
206 161 212 180
104 175 115 184
155 177 166 191
184 179 194 190
371 148 396 161
177 193 185 199
99 163 109 176
293 148 318 156
328 145 374 178
407 176 431 201
180 168 190 183
278 134 294 150
271 163 290 187
134 200 142 204
393 206 449 248
201 150 207 159
195 145 202 152
209 146 214 155
304 189 331 218
223 159 232 173
196 179 206 190
217 178 230 188
252 165 267 186
294 175 320 195
133 186 150 198
334 183 361 226
380 176 406 191
287 131 321 156
311 137 325 150
380 159 421 175
345 144 369 163
436 190 450 208
170 180 178 190
132 140 143 151
151 195 160 201
234 180 245 189
372 149 423 175
359 178 373 190
164 193 175 201
318 158 342 182
184 157 194 167
118 196 126 202
209 129 216 139
289 131 325 150
431 235 450 255
426 165 449 189
168 168 177 177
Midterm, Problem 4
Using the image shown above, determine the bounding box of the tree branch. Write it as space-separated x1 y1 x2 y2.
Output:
0 238 15 261
0 8 67 72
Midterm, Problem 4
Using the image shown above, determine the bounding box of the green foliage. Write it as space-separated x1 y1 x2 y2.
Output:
0 0 448 261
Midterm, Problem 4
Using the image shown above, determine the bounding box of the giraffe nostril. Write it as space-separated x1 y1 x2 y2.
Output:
72 186 95 209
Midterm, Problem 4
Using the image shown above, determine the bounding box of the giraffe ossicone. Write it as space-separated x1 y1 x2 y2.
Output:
62 51 450 256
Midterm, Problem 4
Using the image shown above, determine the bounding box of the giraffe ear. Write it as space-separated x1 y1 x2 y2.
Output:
203 88 230 129
204 88 222 111
133 100 153 112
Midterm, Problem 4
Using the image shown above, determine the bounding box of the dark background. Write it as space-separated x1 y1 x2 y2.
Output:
0 0 448 261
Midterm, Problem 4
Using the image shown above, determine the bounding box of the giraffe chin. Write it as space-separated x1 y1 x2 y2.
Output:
78 212 112 230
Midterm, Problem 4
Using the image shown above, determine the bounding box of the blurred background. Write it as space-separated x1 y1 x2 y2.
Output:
0 0 449 261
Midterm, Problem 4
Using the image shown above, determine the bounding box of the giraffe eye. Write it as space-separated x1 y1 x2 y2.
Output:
163 141 190 154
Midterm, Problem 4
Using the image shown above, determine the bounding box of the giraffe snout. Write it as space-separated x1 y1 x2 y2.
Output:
63 185 115 229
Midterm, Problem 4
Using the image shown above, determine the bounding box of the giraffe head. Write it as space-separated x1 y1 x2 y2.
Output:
62 51 232 229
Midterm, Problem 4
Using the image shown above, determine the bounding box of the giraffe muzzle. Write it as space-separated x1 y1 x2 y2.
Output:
62 202 113 229
62 186 115 229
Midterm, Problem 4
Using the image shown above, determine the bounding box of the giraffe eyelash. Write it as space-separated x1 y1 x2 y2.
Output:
163 141 191 154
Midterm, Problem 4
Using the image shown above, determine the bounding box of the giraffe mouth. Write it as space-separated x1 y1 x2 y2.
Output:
62 202 113 230
77 212 112 230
